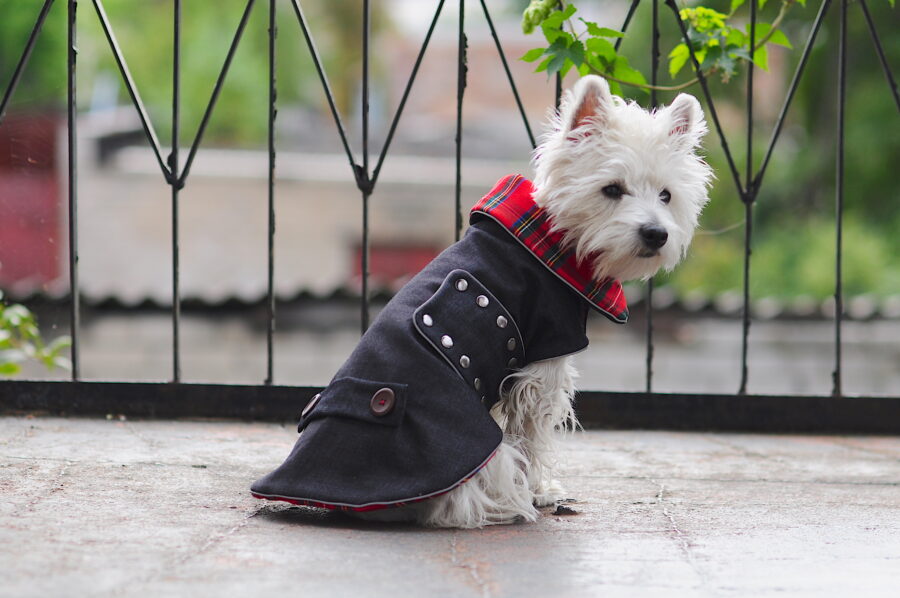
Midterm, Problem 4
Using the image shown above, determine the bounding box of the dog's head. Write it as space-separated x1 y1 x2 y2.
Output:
532 75 713 282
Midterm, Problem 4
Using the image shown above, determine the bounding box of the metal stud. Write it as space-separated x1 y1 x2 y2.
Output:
476 295 489 308
496 315 508 328
460 355 470 368
422 314 433 327
441 335 453 348
455 279 468 292
508 358 518 369
507 338 516 351
473 377 482 390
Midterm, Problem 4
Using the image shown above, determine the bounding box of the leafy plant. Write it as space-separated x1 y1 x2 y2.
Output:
520 0 804 94
0 291 70 377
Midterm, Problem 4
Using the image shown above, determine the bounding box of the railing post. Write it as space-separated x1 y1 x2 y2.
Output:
170 0 182 382
67 0 80 381
266 0 277 384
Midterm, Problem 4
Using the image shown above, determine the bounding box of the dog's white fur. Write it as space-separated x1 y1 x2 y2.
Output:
362 76 712 528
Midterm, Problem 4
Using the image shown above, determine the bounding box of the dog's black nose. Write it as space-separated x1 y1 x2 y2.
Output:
639 225 668 250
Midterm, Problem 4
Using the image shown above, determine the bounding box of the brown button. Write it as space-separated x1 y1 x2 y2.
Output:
301 393 321 417
370 388 395 416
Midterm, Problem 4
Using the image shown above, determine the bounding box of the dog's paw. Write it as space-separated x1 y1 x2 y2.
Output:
532 479 566 507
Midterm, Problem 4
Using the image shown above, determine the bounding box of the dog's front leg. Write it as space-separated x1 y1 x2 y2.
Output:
492 355 578 507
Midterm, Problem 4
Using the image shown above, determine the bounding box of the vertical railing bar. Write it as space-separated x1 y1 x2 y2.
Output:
170 0 182 382
739 0 757 395
371 0 446 187
92 0 171 181
479 0 535 149
67 0 80 381
454 0 467 242
753 0 833 191
858 0 900 113
645 0 659 394
0 0 55 125
614 0 642 52
179 0 257 187
288 0 356 172
360 0 371 333
664 0 745 198
833 0 847 397
265 0 276 385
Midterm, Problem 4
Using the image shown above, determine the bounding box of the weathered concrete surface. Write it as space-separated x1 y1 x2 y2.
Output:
1 416 898 598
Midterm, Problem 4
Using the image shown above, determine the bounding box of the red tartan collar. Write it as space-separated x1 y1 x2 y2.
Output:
470 175 628 324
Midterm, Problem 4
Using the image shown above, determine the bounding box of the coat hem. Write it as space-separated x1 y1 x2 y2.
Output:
250 445 500 512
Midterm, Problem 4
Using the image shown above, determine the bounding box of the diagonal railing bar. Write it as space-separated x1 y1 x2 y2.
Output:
615 0 642 52
92 0 171 181
858 0 900 114
480 0 536 149
370 0 446 187
665 0 744 198
0 0 55 125
288 0 356 177
179 0 257 188
753 0 833 193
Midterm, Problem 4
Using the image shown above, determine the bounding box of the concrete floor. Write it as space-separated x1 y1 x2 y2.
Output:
1 416 898 597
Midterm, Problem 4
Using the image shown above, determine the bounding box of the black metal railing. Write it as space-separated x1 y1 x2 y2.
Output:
1 0 898 432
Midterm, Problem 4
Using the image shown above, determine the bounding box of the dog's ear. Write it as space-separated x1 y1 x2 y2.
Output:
563 75 614 136
666 93 707 149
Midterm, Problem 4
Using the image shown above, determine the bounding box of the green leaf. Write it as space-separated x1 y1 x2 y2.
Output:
695 47 708 66
0 362 21 376
752 44 769 71
759 0 768 10
546 52 568 76
668 43 690 78
586 37 617 62
752 23 793 49
578 62 591 76
729 0 746 14
611 56 648 93
726 28 747 48
520 47 547 63
607 80 623 97
580 19 624 38
535 56 553 73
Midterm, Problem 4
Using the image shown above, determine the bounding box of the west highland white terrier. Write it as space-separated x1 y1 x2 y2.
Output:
251 75 712 528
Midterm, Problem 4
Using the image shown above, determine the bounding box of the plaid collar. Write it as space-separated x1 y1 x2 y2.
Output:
470 174 628 324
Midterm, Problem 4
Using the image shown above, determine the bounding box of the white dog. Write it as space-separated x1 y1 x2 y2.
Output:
251 75 712 528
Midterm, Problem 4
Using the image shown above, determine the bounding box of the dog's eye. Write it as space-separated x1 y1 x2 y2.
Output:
660 189 672 204
602 184 624 199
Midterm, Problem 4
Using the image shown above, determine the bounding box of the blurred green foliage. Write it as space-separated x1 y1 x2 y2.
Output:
0 291 71 377
0 0 380 145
